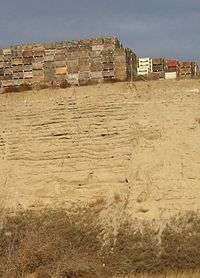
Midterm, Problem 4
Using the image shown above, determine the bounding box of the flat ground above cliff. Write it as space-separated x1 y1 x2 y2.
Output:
0 79 200 277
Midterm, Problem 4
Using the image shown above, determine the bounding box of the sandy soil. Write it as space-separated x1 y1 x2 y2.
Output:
1 79 200 216
0 79 200 276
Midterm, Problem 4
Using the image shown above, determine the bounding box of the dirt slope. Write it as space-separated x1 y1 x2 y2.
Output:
0 80 200 218
0 80 200 276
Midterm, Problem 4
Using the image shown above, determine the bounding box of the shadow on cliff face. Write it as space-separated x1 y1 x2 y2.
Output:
0 200 200 277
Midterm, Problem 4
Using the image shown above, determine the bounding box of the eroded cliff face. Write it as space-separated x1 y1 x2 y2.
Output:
0 80 200 276
0 80 200 222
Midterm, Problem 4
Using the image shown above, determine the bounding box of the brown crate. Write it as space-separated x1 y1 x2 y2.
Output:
147 72 160 80
53 60 66 67
24 71 33 78
13 72 23 79
91 45 104 52
32 75 45 83
44 71 56 81
90 62 102 72
44 61 54 69
24 64 33 71
78 50 89 58
32 62 43 70
3 48 12 55
45 49 55 56
44 42 56 49
0 69 4 76
103 62 114 70
90 71 103 79
44 55 55 62
22 78 33 85
4 68 12 75
79 65 90 72
90 56 102 62
33 69 44 77
22 44 33 51
55 67 67 75
102 56 114 63
55 54 66 61
23 50 33 58
4 62 11 68
23 57 33 65
67 73 79 85
34 56 44 63
34 50 44 57
78 57 90 65
32 44 45 51
89 50 102 58
12 58 23 65
66 50 80 60
103 69 115 77
4 55 12 62
114 56 126 63
78 58 90 71
12 65 23 72
55 48 66 55
152 58 164 64
2 80 13 87
67 60 79 73
114 69 127 80
79 71 90 82
13 79 23 86
11 51 22 58
4 74 12 80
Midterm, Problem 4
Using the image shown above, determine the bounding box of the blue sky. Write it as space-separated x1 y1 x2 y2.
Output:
0 0 200 59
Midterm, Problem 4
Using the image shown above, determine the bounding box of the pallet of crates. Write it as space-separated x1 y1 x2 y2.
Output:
191 62 197 77
195 62 200 77
152 58 165 79
178 61 193 79
113 48 127 81
164 59 178 79
101 48 115 82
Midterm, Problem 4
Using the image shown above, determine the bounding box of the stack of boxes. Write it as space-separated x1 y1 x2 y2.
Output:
196 61 200 76
137 57 152 76
0 36 199 93
178 61 196 79
164 59 178 79
0 37 137 93
152 58 165 78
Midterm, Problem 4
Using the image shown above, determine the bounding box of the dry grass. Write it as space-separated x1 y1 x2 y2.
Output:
0 203 200 277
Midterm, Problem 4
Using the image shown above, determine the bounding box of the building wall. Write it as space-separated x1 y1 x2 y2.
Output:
0 37 137 93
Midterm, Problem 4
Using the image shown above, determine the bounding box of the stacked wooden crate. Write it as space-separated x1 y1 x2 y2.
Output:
152 58 165 79
0 37 137 93
196 62 200 75
164 59 178 79
178 61 196 78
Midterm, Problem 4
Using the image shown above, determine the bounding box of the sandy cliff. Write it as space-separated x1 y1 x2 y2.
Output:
0 80 200 218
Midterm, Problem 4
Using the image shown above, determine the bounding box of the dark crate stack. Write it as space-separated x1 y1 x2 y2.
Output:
196 62 200 74
178 61 196 78
0 37 137 93
152 58 165 78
